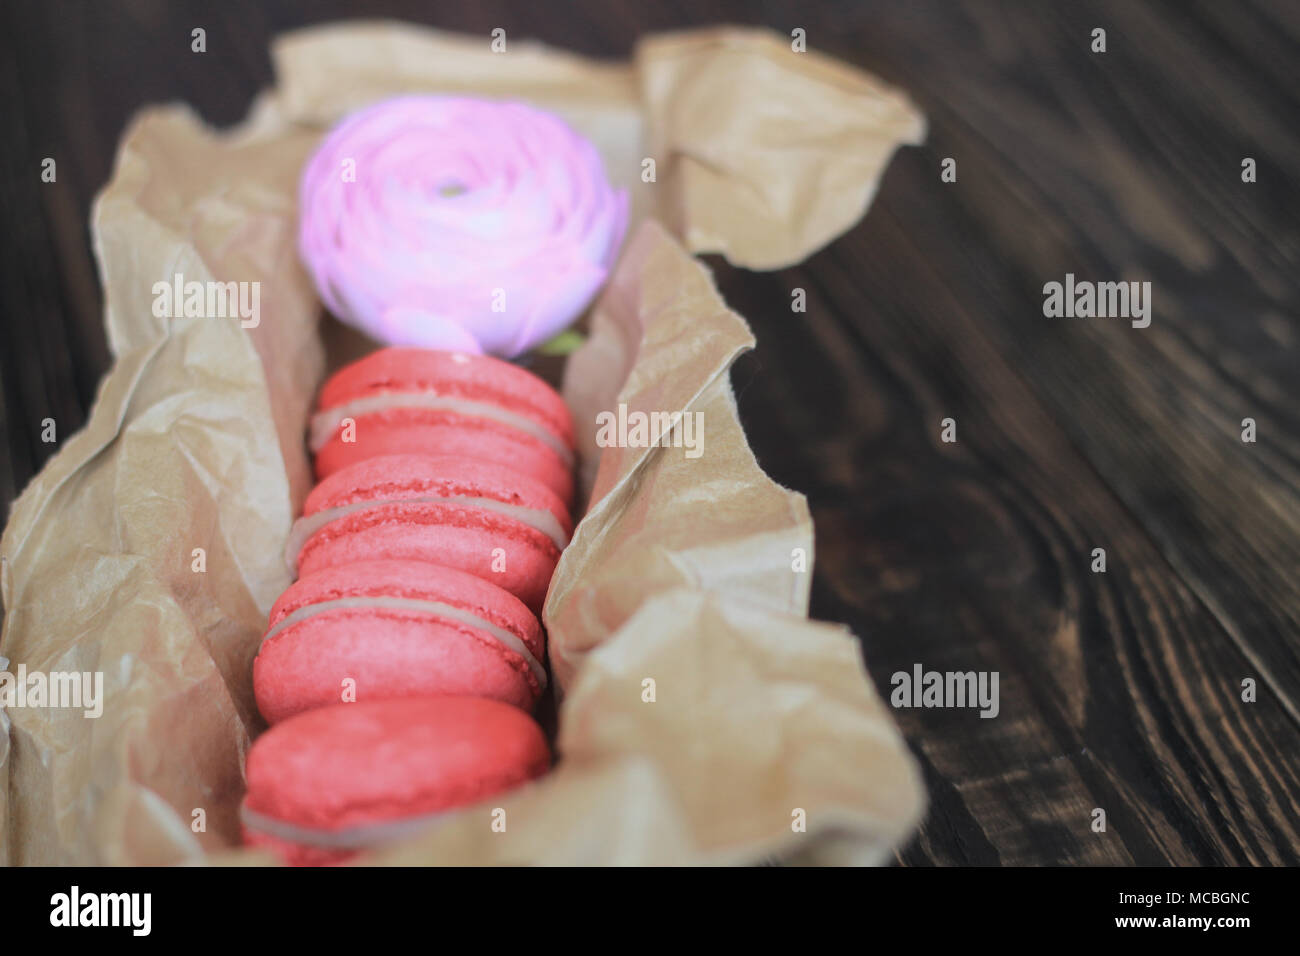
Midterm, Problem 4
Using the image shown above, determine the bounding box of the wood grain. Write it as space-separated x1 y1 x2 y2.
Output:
2 0 1298 865
860 0 1300 722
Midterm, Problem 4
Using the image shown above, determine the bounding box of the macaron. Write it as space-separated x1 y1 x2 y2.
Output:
286 453 573 614
253 559 547 724
242 697 550 866
311 347 576 506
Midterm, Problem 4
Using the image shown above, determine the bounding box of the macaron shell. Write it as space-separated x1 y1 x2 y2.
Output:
254 608 542 723
267 559 543 660
243 697 550 834
296 455 571 613
303 453 572 534
317 347 575 450
314 412 574 505
295 502 561 613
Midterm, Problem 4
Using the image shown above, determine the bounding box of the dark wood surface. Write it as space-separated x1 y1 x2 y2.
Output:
2 0 1297 865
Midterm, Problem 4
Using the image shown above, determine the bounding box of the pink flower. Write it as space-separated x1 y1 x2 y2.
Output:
298 96 627 357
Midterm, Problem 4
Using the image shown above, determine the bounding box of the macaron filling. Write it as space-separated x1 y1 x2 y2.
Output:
309 392 574 466
241 801 451 851
285 494 571 575
261 594 547 688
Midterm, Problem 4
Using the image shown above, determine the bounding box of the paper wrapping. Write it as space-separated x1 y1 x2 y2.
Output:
0 21 925 866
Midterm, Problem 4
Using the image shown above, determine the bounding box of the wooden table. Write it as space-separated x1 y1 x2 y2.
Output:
1 0 1297 865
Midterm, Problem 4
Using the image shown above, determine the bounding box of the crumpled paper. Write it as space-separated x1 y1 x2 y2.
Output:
0 21 925 865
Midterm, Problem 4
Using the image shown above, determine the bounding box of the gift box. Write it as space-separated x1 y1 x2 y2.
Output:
0 21 926 865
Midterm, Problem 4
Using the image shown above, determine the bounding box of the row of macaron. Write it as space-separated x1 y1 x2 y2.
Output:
241 347 577 864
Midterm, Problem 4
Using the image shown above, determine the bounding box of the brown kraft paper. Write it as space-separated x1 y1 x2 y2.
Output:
0 21 925 865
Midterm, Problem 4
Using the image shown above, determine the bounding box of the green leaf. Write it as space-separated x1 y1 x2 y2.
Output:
537 328 587 356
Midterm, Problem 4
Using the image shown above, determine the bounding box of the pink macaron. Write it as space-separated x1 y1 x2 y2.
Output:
242 696 550 866
311 347 576 506
253 559 547 724
287 453 573 614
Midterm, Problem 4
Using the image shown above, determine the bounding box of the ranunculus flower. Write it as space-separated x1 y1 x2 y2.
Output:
298 96 628 357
